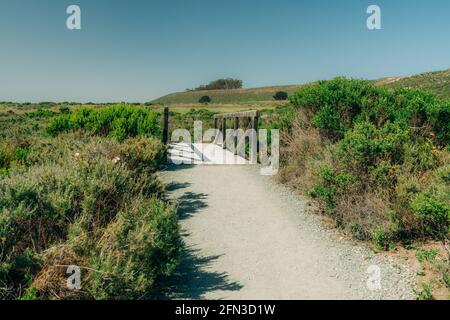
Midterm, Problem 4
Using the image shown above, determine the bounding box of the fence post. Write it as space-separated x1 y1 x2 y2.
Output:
163 106 169 145
252 113 259 153
222 117 227 149
213 117 218 144
233 117 239 155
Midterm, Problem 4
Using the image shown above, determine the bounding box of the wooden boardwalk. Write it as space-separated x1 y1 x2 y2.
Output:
168 143 249 165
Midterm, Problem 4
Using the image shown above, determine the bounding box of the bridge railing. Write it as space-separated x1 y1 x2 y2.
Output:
213 110 260 154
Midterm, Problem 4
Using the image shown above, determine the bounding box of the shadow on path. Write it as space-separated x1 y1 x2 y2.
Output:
165 181 192 192
154 247 243 300
164 177 208 220
163 164 195 172
176 191 208 220
154 165 242 299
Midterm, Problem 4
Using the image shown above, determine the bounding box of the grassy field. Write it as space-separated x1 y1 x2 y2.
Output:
152 85 301 105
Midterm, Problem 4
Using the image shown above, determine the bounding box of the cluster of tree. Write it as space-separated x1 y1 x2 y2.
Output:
199 96 211 104
187 78 243 91
273 91 288 101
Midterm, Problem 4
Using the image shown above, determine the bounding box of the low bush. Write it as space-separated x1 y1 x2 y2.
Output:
336 121 410 175
309 167 356 214
411 191 449 239
198 95 211 104
119 137 167 175
289 78 378 140
281 78 450 245
289 78 450 145
45 104 160 142
0 144 14 170
27 109 57 119
0 135 180 300
273 91 288 101
88 198 181 299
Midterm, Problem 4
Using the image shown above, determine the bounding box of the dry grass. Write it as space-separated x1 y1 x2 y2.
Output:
334 193 391 239
32 239 91 300
277 111 331 192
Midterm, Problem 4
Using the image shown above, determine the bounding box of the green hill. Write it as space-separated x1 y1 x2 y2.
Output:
152 85 301 105
375 68 450 99
152 68 450 105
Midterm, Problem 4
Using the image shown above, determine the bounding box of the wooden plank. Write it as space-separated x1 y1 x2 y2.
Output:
214 110 260 119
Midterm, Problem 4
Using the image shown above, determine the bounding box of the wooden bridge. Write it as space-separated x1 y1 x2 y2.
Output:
164 108 260 165
213 110 260 151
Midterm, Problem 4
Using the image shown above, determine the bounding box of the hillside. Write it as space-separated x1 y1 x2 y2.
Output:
375 68 450 99
153 68 450 105
152 85 301 104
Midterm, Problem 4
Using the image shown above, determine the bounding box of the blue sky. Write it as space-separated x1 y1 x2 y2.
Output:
1 0 449 102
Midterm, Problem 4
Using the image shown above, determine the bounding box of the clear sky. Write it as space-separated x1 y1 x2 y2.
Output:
1 0 449 102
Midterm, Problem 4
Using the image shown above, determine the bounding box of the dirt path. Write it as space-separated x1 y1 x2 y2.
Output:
159 164 416 300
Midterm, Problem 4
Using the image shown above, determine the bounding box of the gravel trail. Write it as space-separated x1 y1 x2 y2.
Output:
159 164 416 300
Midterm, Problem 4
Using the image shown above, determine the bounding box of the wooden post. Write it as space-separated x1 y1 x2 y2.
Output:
253 113 259 153
213 118 218 144
162 106 169 145
233 117 239 155
252 115 259 133
251 115 260 154
222 117 226 149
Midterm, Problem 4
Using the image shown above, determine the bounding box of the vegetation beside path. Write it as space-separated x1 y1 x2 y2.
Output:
0 105 182 299
275 78 449 299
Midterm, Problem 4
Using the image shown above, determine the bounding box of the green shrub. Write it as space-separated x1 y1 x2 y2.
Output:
27 109 57 119
337 121 410 174
0 164 79 295
119 137 166 175
289 78 378 140
416 248 438 263
372 226 390 251
273 91 288 101
411 191 449 239
59 107 71 114
0 144 14 169
195 78 242 91
289 78 450 145
14 147 30 164
0 135 178 299
46 104 160 142
311 104 348 139
403 140 438 172
198 95 211 104
438 165 450 185
414 283 434 300
90 198 182 299
394 88 450 145
309 167 356 213
284 78 450 245
45 116 72 136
